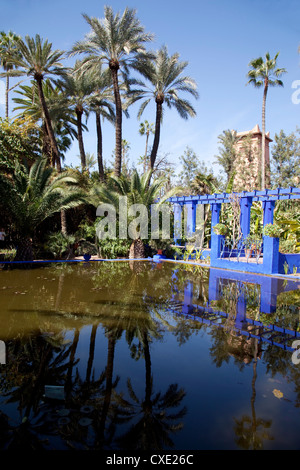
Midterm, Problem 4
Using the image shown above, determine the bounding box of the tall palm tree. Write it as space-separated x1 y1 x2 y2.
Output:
247 52 286 189
128 45 198 172
89 68 115 181
13 79 78 165
59 61 98 171
13 34 67 171
139 120 155 173
0 30 23 118
0 158 86 261
69 6 154 177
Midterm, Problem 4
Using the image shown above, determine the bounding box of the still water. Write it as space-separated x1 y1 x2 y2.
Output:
0 260 299 450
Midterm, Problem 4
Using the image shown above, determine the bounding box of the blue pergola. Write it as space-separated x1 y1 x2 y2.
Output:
168 187 300 275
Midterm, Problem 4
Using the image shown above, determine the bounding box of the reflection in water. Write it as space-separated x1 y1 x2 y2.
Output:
0 260 299 449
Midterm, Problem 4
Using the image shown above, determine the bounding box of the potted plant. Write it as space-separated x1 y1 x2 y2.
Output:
263 224 282 238
213 223 228 236
251 235 263 256
244 235 253 258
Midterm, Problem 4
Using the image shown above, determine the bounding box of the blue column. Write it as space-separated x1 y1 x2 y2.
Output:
263 236 279 274
240 197 253 239
210 203 222 260
173 203 183 246
263 200 275 226
185 201 197 240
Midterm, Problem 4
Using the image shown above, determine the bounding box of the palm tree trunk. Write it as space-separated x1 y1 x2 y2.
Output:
76 107 86 171
261 81 268 190
96 110 105 182
144 131 149 173
60 210 67 236
35 76 68 233
35 75 61 171
110 64 122 177
150 99 163 171
15 237 33 262
5 75 9 119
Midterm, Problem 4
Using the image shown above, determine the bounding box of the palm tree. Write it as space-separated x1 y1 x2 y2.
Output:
128 45 198 172
89 68 115 181
59 61 98 171
13 79 78 165
0 158 86 261
247 52 286 189
139 120 155 173
13 34 67 171
69 6 154 177
0 30 23 118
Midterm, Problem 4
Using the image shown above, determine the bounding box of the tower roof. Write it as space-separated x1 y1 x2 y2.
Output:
235 124 272 142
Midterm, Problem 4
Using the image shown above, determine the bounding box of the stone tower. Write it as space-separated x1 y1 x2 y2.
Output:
233 124 272 191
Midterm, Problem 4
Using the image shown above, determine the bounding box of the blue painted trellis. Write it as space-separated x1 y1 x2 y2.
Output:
167 187 300 275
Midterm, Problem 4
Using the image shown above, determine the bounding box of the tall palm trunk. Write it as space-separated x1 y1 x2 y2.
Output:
5 75 9 119
143 130 150 173
35 75 68 234
96 110 105 182
76 106 86 171
35 74 61 171
261 80 268 190
110 61 122 177
150 96 163 171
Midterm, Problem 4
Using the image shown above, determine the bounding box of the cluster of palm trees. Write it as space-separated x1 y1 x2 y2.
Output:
0 6 198 178
0 6 200 261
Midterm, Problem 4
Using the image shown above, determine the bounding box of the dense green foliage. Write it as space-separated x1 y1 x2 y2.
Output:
0 6 298 259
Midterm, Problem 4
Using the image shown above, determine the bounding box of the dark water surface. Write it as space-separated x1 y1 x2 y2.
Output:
0 260 299 450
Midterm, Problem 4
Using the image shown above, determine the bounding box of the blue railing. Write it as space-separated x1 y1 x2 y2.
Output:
220 237 263 264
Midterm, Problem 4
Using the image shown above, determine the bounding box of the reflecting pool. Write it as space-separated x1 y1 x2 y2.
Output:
0 260 299 450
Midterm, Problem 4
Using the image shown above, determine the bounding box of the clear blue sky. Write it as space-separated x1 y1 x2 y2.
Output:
1 0 299 178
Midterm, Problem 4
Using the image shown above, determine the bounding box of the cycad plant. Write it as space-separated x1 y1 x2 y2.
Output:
91 169 179 258
69 6 153 177
247 52 286 189
0 158 86 261
128 45 198 172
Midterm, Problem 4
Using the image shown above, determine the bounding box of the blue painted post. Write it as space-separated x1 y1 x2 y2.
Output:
185 201 197 241
173 204 183 246
263 200 275 226
263 236 280 274
240 197 253 239
210 202 222 261
262 200 278 273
